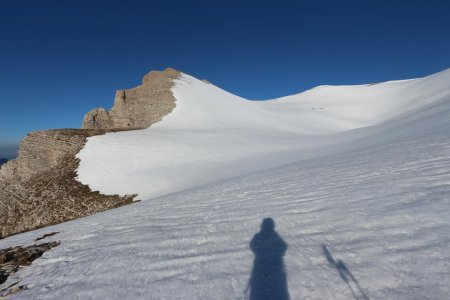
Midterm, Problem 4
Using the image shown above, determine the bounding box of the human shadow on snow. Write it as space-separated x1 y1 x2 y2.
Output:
247 218 290 300
322 244 369 300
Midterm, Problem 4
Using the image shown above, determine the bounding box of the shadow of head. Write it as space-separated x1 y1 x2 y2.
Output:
248 218 290 300
261 217 275 231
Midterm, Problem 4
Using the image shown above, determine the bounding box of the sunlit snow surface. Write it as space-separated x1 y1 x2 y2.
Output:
1 69 450 299
76 69 450 200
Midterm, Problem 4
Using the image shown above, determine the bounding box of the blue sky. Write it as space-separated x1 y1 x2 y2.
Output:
1 0 450 157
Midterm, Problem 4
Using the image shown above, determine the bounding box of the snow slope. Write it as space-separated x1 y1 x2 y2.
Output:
1 68 450 299
76 68 450 200
2 131 450 299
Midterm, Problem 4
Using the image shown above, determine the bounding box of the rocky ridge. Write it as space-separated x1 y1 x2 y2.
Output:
0 68 180 238
82 68 179 129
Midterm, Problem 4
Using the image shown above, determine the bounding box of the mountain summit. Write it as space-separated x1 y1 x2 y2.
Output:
77 68 450 199
82 68 180 130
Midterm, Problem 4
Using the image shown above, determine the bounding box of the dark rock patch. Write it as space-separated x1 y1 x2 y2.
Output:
35 232 59 241
0 241 60 283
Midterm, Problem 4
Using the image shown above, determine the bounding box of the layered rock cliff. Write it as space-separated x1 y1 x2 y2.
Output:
1 130 92 180
0 129 136 238
82 68 179 129
0 68 181 238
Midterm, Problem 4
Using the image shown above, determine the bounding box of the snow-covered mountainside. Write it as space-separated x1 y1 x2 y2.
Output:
77 68 450 200
1 68 450 299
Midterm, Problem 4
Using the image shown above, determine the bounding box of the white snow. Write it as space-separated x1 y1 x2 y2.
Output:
76 68 450 199
1 68 450 299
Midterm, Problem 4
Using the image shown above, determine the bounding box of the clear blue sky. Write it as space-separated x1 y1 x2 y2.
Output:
1 0 450 157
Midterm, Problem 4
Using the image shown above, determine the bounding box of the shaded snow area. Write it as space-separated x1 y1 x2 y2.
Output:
1 68 450 299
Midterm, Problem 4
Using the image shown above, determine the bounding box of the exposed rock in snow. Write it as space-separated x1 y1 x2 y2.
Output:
82 68 180 129
0 129 136 238
0 241 60 297
0 68 184 239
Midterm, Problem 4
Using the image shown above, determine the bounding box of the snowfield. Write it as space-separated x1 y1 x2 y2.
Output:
1 68 450 299
76 68 450 199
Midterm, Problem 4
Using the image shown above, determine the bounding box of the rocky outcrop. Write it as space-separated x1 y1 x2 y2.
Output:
0 67 181 239
1 241 60 284
1 130 93 180
82 67 180 129
0 129 101 181
0 240 60 297
0 129 136 239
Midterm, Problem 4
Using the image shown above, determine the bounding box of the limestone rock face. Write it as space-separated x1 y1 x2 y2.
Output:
0 67 181 238
82 67 180 129
0 130 102 181
0 129 136 239
82 108 113 129
7 130 90 180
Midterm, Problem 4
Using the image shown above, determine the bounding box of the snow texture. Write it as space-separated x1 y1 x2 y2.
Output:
76 69 450 200
1 68 450 299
